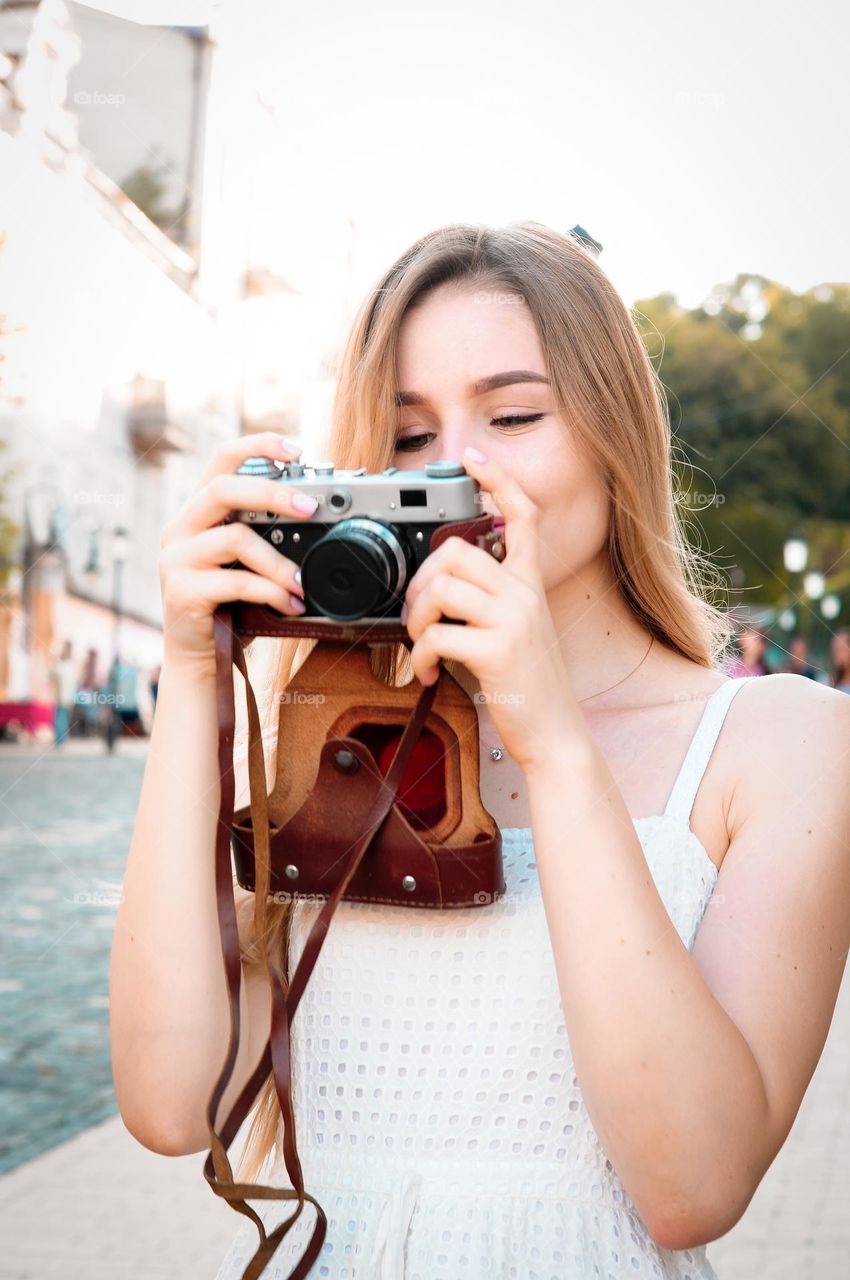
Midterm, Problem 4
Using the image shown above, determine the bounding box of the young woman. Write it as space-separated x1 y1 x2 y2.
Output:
110 223 850 1280
830 628 850 693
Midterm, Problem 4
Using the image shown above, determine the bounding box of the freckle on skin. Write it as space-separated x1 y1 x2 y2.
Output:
511 791 519 800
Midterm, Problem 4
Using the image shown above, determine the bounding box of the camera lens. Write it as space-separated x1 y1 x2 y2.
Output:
300 518 409 621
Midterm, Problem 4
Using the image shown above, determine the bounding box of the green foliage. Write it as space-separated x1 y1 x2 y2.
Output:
0 441 20 588
634 276 850 607
118 159 182 235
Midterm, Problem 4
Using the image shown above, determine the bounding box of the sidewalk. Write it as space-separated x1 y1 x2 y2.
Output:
0 1110 246 1279
0 965 848 1278
708 957 850 1277
0 736 150 759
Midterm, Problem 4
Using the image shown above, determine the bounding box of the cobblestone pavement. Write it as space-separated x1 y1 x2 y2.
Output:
0 738 148 1173
0 739 848 1276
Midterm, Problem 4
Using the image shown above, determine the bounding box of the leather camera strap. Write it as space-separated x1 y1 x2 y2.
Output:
204 603 439 1278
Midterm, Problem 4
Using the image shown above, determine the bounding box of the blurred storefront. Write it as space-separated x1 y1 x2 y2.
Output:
0 0 236 731
0 1 345 736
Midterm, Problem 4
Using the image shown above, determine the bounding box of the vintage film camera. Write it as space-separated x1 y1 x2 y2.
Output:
225 455 504 624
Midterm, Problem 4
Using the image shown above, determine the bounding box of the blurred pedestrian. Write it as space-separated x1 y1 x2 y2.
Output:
76 646 105 736
780 635 819 680
727 625 773 677
829 628 850 694
80 647 101 691
108 655 144 736
48 640 78 746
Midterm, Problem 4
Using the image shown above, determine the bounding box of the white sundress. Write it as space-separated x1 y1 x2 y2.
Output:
213 675 755 1279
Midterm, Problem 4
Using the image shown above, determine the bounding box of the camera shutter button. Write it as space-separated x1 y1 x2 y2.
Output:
424 460 464 478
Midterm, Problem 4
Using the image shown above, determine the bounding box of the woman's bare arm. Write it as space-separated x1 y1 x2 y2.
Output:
109 431 311 1156
523 674 850 1250
109 655 273 1155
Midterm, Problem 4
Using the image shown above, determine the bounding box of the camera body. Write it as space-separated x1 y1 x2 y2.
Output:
226 456 488 623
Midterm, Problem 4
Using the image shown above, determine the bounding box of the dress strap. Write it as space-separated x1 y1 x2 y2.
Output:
663 676 755 822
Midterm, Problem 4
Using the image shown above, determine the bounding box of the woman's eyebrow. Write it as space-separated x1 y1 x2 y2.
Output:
395 370 550 407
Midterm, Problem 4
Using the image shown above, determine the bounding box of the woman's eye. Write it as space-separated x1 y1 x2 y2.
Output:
394 414 544 452
394 432 435 453
490 413 544 429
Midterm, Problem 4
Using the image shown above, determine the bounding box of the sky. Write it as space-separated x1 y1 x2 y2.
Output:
77 0 849 311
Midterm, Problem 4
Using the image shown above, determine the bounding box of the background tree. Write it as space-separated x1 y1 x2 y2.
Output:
633 277 850 633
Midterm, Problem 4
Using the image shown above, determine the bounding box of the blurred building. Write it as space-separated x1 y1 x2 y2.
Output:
0 0 234 724
0 0 340 730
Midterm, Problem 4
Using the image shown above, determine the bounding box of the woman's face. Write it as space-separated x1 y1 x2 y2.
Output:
393 282 611 595
740 628 765 658
831 632 850 668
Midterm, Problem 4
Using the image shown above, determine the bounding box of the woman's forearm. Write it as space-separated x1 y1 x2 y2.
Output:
109 653 253 1152
523 734 769 1248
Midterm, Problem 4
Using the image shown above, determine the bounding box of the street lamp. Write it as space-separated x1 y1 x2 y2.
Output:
803 571 825 601
105 526 130 754
783 533 808 574
782 532 810 640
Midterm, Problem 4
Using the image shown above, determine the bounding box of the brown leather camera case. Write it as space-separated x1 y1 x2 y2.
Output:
203 513 506 1279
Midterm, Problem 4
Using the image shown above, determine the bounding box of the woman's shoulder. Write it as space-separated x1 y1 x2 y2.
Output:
723 671 850 824
725 670 850 749
732 669 848 717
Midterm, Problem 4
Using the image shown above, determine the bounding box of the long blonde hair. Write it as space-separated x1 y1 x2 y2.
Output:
234 219 734 1181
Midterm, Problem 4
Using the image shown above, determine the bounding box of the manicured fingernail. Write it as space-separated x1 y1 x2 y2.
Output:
289 593 306 613
400 603 409 623
464 447 488 463
293 492 318 513
278 435 302 453
294 568 302 585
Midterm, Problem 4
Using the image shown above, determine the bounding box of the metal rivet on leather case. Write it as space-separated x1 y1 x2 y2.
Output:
333 748 359 773
284 864 299 880
402 875 416 892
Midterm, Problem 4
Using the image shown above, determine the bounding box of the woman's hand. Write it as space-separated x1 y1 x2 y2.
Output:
401 447 580 772
158 432 314 677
